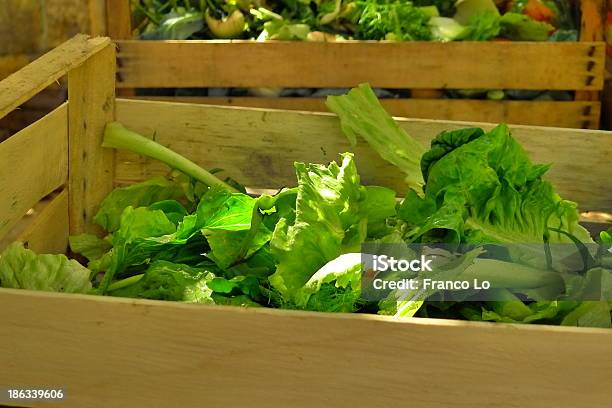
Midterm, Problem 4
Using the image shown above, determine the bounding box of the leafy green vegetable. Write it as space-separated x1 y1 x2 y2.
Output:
355 0 433 41
94 177 185 232
361 186 397 238
379 247 484 317
69 234 112 262
600 228 612 244
560 301 611 328
197 187 273 269
326 83 426 191
400 124 592 245
141 11 205 40
4 84 607 330
414 0 457 17
269 153 367 303
131 0 560 42
500 12 553 41
0 242 91 293
108 260 216 303
453 0 500 25
103 122 237 192
262 20 310 40
98 206 185 293
462 10 500 40
429 17 469 41
295 253 363 312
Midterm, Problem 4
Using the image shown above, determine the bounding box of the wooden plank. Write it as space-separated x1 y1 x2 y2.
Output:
115 99 612 212
579 0 606 41
68 44 116 235
0 35 110 120
116 41 605 90
0 190 69 254
0 289 610 407
106 0 132 39
135 96 602 129
0 104 68 240
89 0 108 36
576 0 606 102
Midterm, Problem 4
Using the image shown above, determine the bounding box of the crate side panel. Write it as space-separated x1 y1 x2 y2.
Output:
68 44 116 235
0 104 68 240
132 97 602 129
116 41 605 90
0 35 110 120
0 290 610 408
0 190 69 254
115 100 612 212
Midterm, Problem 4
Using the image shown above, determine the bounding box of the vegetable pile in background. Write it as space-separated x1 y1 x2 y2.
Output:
0 84 609 328
132 0 577 42
130 0 579 102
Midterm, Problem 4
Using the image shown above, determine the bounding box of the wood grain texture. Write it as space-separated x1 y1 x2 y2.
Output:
575 0 606 102
134 96 602 129
68 44 116 235
115 40 606 90
0 35 110 120
115 99 612 212
579 0 606 41
0 288 610 408
0 104 68 241
89 0 108 36
0 190 69 254
106 0 132 39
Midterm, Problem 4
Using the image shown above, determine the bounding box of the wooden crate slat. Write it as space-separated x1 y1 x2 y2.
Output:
0 104 68 240
0 190 69 254
68 44 116 235
134 96 602 129
105 0 132 39
0 289 610 407
114 99 612 212
0 35 110 120
116 40 605 91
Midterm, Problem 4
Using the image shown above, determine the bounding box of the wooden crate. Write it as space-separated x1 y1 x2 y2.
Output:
0 36 611 407
0 1 107 140
106 0 607 129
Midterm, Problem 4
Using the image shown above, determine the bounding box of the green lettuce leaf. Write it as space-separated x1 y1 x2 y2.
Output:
379 247 483 317
457 10 501 40
295 253 363 312
269 153 367 302
69 234 112 262
108 260 215 303
326 83 426 191
429 17 469 41
560 301 611 328
500 12 553 41
400 124 592 245
0 242 91 293
94 177 184 232
197 187 274 269
211 294 262 307
472 299 611 328
362 186 397 238
98 206 191 292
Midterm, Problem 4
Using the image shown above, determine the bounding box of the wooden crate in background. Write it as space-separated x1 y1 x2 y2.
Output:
0 36 611 406
107 0 607 129
0 0 107 140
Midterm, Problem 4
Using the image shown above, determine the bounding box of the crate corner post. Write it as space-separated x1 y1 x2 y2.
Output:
67 39 117 235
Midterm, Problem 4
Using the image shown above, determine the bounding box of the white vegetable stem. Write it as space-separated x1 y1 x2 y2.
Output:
103 122 238 192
